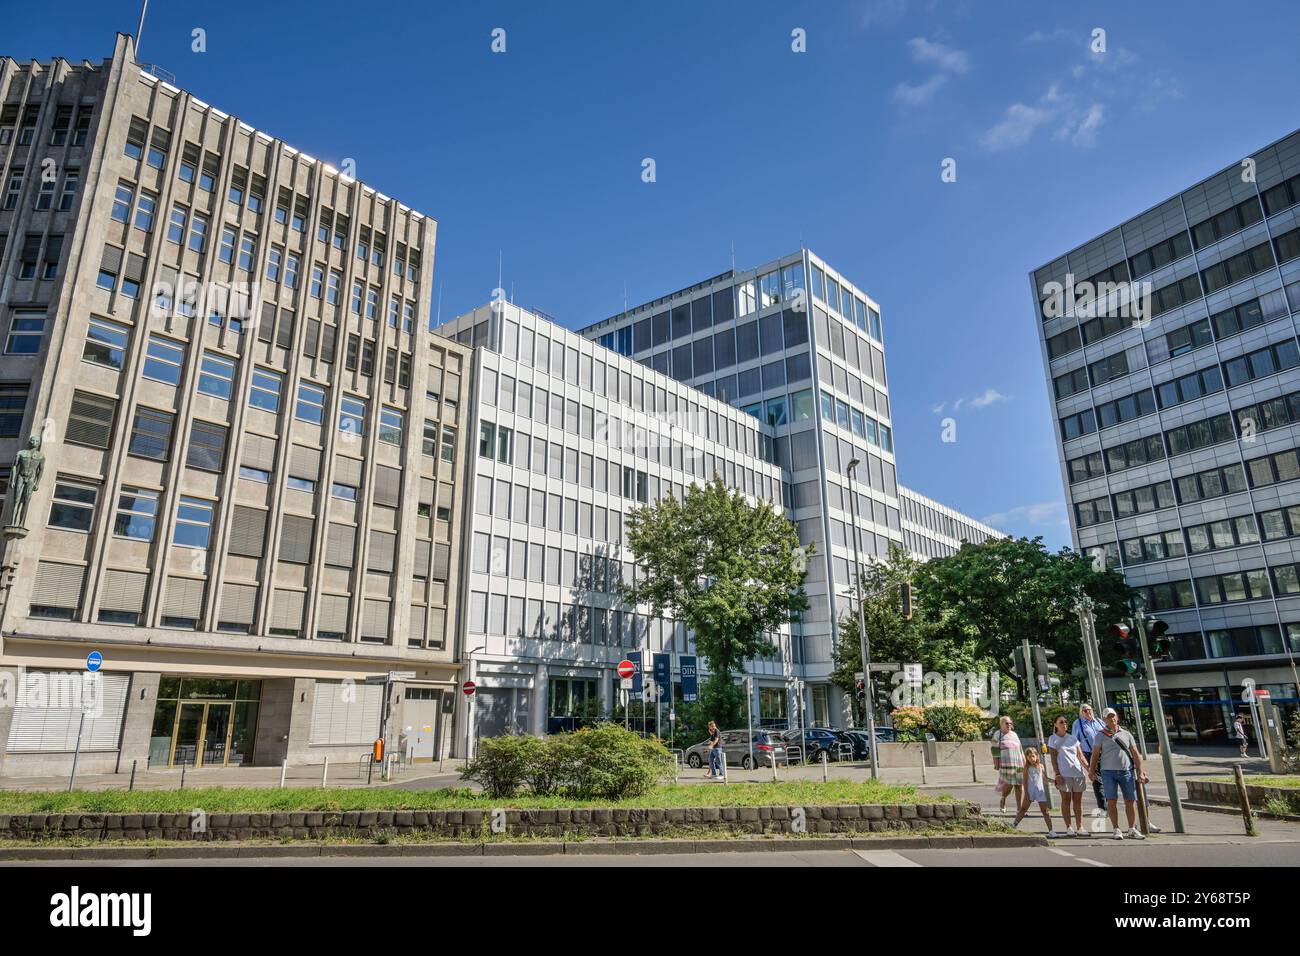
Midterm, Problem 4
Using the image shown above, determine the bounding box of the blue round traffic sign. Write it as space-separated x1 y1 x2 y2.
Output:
86 651 103 672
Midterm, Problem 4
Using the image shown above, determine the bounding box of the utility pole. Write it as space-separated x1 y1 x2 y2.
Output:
1132 611 1185 833
846 458 880 778
1021 640 1052 812
1074 592 1107 709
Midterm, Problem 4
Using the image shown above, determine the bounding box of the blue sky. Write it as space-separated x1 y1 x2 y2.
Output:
10 0 1300 547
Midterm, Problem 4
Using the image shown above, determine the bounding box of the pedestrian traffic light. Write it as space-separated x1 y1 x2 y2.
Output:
1032 645 1059 692
900 582 913 620
1010 645 1026 679
1147 617 1171 661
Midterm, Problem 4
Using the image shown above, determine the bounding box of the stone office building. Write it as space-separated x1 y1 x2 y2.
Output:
0 35 469 776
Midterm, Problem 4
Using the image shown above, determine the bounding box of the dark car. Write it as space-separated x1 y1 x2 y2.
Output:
840 727 897 760
780 727 847 763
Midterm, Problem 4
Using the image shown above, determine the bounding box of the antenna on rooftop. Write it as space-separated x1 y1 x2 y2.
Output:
135 0 149 59
434 281 443 327
730 238 736 275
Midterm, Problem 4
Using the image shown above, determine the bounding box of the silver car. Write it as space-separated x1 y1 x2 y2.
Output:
684 730 786 769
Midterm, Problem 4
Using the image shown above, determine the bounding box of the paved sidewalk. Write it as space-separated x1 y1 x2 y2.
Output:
0 761 467 792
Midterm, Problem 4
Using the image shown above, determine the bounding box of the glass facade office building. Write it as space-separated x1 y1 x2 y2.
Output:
1032 129 1300 742
445 248 1001 733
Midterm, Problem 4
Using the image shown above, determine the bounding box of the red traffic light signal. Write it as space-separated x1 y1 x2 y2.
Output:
1110 623 1130 641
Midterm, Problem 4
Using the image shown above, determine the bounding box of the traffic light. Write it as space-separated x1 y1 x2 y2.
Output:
1110 622 1143 678
1033 645 1059 692
899 582 913 620
1148 617 1171 661
1010 645 1026 679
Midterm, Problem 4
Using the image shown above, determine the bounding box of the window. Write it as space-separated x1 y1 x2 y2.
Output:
327 271 341 305
186 421 228 471
128 407 173 460
237 234 256 271
379 406 404 445
249 368 283 412
81 315 128 369
441 426 456 464
142 335 184 385
339 396 365 436
173 496 215 549
111 182 133 222
3 168 22 210
5 310 46 355
197 352 236 399
0 384 27 437
285 253 299 290
66 392 115 448
166 205 187 244
48 480 98 532
187 212 208 253
114 487 158 540
58 169 80 211
296 382 326 424
1165 413 1234 456
266 246 282 282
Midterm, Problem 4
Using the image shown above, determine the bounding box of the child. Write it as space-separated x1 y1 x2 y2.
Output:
1012 746 1058 837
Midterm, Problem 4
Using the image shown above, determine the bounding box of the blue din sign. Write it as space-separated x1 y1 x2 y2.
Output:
627 651 643 699
679 655 698 702
652 653 671 696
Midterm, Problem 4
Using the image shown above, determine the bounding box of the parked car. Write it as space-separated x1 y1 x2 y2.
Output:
683 729 787 769
779 727 846 763
840 727 898 760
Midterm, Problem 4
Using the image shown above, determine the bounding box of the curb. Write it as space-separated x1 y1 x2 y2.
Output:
0 832 1047 861
1147 796 1300 824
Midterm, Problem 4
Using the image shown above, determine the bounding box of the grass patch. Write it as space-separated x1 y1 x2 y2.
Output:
0 779 942 814
1201 775 1300 789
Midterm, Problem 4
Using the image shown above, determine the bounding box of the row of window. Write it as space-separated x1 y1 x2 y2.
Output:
0 101 92 148
1136 560 1300 612
471 533 624 594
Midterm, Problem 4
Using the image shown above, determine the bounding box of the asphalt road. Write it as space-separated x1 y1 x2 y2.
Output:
7 841 1297 867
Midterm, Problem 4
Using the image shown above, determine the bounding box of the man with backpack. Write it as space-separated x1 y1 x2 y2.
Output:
1086 707 1148 841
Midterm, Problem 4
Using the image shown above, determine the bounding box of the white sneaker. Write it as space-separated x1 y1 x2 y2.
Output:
1064 827 1077 838
1148 824 1162 833
1113 828 1125 840
1047 830 1060 838
1128 827 1145 840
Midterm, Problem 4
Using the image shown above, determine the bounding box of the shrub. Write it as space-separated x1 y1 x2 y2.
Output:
559 724 676 800
891 706 926 741
923 702 986 741
459 733 536 798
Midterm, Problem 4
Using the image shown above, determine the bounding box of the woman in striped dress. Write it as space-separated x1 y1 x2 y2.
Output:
993 715 1025 812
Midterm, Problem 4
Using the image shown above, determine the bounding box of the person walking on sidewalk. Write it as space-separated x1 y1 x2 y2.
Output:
704 720 725 780
1086 708 1148 841
992 715 1024 813
1047 714 1088 837
1012 745 1058 836
1072 704 1107 811
1232 714 1249 758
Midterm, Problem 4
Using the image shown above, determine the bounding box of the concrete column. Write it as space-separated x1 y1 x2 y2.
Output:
116 672 161 773
598 666 612 717
0 666 20 776
530 664 548 736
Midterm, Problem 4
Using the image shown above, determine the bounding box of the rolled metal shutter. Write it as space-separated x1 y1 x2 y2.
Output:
6 671 129 752
278 514 314 564
288 444 321 481
429 608 446 649
367 530 395 573
310 680 381 745
410 606 427 645
241 433 276 472
269 588 305 634
333 456 363 488
99 569 148 613
66 391 116 448
218 583 257 626
228 506 267 558
413 539 431 579
360 599 390 641
31 562 85 612
324 523 355 567
162 576 206 619
432 543 450 581
316 594 350 636
373 465 401 507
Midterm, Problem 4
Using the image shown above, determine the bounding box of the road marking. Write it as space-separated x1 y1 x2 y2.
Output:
1049 846 1109 866
853 849 921 867
1049 848 1075 858
1075 856 1110 867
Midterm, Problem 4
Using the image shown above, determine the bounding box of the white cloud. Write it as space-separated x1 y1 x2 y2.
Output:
907 37 970 74
860 0 915 29
980 500 1066 530
932 388 1010 413
894 73 948 107
981 101 1052 152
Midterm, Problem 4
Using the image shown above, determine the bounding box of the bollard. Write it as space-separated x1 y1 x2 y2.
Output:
772 750 778 782
179 761 187 790
321 756 329 789
821 749 828 783
129 759 137 792
920 749 927 785
280 758 288 789
1232 764 1257 837
971 749 978 783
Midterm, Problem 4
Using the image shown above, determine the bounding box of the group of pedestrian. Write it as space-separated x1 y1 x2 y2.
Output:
991 704 1152 840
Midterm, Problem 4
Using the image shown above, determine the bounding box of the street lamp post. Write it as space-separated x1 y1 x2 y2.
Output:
846 458 880 780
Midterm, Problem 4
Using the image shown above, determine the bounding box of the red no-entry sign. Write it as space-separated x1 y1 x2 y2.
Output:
617 660 636 680
462 680 476 696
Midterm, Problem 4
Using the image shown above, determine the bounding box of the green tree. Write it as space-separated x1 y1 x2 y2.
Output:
913 536 1134 697
621 477 811 729
830 543 984 724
